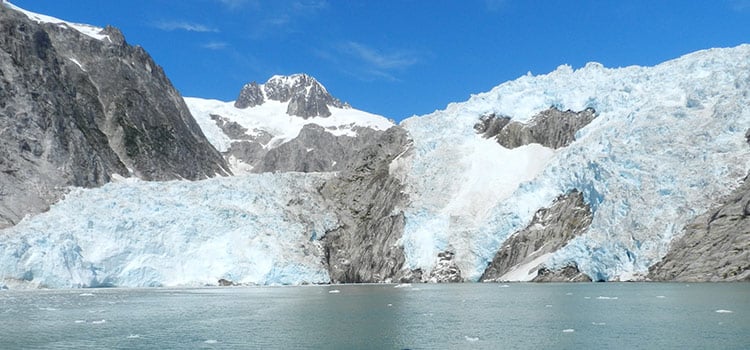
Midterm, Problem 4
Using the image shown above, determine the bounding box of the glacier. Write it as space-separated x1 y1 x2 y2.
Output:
1 41 749 287
399 45 750 281
0 174 338 288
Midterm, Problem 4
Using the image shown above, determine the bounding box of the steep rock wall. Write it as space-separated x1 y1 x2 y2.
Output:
0 6 228 228
480 190 593 282
647 174 750 281
319 126 412 283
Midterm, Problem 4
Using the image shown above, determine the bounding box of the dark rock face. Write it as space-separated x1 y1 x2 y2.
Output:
217 123 387 174
647 174 750 282
0 7 228 228
428 251 463 283
319 126 412 283
233 74 348 118
287 82 333 118
474 113 510 139
476 108 596 149
233 82 263 109
480 190 592 282
532 264 592 282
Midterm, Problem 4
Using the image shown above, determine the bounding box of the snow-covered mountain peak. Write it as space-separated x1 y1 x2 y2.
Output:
234 73 349 118
4 1 112 42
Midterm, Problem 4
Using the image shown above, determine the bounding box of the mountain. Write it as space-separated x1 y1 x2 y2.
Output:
0 2 230 228
0 3 748 288
185 74 394 174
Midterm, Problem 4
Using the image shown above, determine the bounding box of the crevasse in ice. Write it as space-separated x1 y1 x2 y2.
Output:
399 45 750 281
0 174 337 288
1 45 749 287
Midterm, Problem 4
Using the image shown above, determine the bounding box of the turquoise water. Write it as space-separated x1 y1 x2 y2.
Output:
0 283 748 349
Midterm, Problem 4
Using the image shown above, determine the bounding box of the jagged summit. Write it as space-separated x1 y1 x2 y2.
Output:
234 73 349 118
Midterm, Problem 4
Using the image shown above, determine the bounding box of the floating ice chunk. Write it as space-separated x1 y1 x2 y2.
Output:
596 296 618 300
562 329 575 333
465 336 479 342
592 322 606 326
91 320 106 324
656 295 666 299
204 340 219 344
584 296 591 299
715 309 734 313
394 283 412 288
500 285 510 288
74 320 86 324
127 334 140 339
545 304 553 308
79 293 95 297
328 290 340 294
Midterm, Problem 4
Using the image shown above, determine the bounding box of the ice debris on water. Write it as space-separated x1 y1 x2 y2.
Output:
465 336 479 342
562 329 575 333
715 309 734 313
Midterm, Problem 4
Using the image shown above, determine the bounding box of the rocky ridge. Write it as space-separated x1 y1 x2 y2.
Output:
319 126 412 283
0 5 228 228
647 171 750 281
475 107 596 149
480 190 593 282
234 74 348 118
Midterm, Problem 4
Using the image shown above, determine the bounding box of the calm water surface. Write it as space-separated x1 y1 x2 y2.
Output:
0 283 748 349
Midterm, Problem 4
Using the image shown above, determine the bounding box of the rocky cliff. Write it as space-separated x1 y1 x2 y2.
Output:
186 75 393 174
475 107 596 149
0 4 229 228
234 74 347 118
480 190 593 282
647 172 750 281
318 126 412 283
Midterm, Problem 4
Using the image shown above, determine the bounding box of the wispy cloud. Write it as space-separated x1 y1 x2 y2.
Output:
292 0 329 11
154 21 219 33
341 42 419 70
202 41 228 50
319 41 421 81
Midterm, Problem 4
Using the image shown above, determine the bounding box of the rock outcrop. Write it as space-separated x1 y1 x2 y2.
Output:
647 173 750 282
475 107 596 149
480 190 593 282
223 124 387 174
532 264 592 282
0 5 229 228
233 82 263 109
319 126 412 283
234 74 348 118
427 251 463 283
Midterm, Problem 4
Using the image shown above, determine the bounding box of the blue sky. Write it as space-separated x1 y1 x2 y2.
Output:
9 0 750 121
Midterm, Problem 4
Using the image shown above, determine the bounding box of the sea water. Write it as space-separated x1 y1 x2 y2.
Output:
0 283 747 349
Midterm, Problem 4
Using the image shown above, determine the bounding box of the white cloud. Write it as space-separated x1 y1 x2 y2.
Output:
202 41 228 50
155 21 218 33
292 0 329 11
319 41 420 81
341 42 419 70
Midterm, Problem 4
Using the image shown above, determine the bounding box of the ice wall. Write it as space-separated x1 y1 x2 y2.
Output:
0 174 337 288
400 45 750 280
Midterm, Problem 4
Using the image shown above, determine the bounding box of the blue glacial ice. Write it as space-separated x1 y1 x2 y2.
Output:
398 45 750 281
